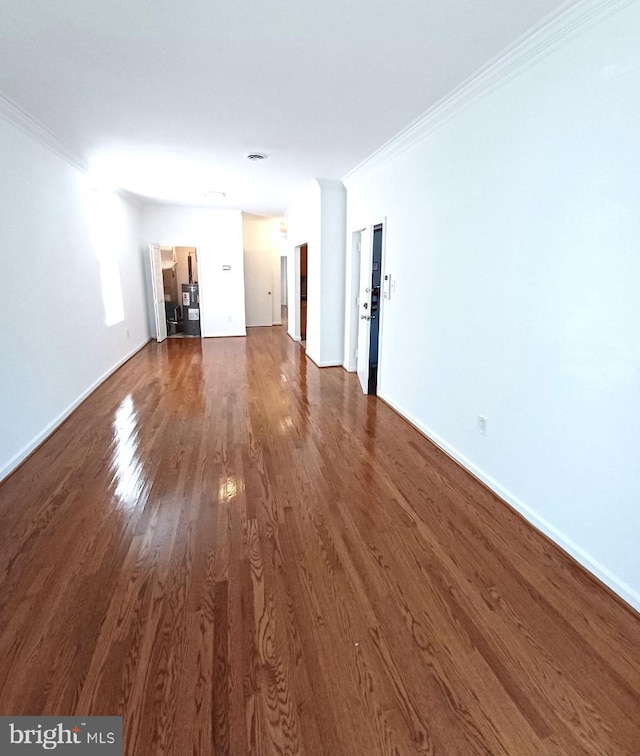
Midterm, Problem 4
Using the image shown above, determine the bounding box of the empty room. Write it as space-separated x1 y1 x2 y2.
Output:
1 0 639 754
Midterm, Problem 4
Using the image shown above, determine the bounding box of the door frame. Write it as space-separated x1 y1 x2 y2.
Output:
374 218 387 396
353 218 387 394
356 226 373 393
292 243 308 343
148 243 203 341
280 255 288 308
299 243 308 343
148 243 167 343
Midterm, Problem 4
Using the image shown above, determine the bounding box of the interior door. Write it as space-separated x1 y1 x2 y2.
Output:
149 243 167 343
356 227 372 393
244 247 273 326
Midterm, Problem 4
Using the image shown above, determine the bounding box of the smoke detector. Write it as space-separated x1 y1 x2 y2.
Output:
245 153 267 161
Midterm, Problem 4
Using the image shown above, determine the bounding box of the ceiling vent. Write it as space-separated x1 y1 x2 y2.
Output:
245 153 267 161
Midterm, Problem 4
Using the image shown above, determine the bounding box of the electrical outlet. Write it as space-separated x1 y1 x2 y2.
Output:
126 328 130 338
477 415 487 435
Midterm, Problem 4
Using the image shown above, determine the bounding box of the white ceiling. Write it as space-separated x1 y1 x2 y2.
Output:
1 0 571 215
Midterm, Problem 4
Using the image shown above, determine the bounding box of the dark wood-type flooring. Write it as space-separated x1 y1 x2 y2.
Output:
1 325 639 754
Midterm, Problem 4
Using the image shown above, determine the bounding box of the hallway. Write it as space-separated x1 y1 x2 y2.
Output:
0 325 639 754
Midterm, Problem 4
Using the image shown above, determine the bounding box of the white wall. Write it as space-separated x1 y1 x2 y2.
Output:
286 179 346 366
344 2 640 610
242 213 284 326
343 229 361 371
319 180 347 366
287 181 321 350
0 116 149 480
142 206 246 337
280 258 288 306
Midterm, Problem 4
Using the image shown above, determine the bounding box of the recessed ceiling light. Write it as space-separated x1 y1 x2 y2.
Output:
245 153 267 161
204 190 226 199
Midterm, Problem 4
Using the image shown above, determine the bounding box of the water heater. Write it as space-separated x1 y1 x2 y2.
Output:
181 283 200 337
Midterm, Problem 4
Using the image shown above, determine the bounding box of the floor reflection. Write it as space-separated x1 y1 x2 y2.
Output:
219 476 238 502
111 394 144 508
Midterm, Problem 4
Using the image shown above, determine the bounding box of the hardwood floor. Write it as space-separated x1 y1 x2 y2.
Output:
1 325 639 755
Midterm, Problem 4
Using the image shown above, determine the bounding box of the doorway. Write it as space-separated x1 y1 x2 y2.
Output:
367 225 383 394
280 255 288 328
244 247 274 328
149 244 200 341
299 243 308 346
166 246 199 338
356 223 384 395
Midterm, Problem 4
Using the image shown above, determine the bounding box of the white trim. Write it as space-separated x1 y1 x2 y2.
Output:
0 338 151 483
378 390 640 615
355 219 388 394
0 91 87 173
343 0 636 182
376 219 388 396
306 352 343 368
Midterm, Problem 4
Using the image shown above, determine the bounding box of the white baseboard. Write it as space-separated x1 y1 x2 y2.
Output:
305 352 343 368
202 329 246 337
378 390 640 615
0 338 151 482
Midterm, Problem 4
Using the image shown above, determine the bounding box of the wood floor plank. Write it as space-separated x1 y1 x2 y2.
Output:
1 324 639 754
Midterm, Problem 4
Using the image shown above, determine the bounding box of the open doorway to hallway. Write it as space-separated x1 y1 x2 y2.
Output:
242 213 287 329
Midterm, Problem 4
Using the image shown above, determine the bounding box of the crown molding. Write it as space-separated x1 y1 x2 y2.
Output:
0 91 142 207
0 91 88 173
315 178 346 191
343 0 636 182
